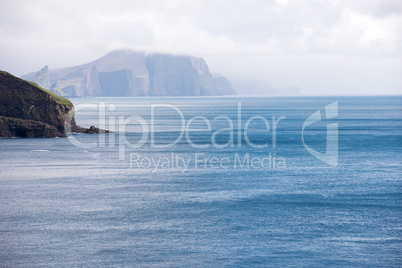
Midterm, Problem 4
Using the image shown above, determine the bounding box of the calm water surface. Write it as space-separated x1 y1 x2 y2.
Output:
0 96 401 267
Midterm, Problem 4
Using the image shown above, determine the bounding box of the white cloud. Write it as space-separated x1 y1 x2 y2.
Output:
0 0 401 94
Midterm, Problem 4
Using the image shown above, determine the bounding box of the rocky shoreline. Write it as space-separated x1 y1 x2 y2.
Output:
0 70 109 138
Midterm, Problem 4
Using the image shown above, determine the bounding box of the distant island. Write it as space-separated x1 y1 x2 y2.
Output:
0 71 108 138
22 49 236 97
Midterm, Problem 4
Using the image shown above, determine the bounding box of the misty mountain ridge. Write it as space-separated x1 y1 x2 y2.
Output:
22 50 236 97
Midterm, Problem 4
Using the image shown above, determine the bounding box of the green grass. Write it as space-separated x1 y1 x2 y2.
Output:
0 70 73 106
26 81 73 106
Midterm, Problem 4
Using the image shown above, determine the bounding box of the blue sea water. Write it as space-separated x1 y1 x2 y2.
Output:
0 96 401 267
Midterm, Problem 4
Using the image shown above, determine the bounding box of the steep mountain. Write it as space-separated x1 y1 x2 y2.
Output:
212 74 235 95
22 50 236 97
0 71 106 138
31 65 50 89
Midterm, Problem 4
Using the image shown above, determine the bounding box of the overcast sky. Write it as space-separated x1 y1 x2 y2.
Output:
0 0 401 95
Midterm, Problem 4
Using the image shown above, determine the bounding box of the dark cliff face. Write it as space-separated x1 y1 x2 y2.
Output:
22 50 236 97
0 71 76 138
146 54 204 96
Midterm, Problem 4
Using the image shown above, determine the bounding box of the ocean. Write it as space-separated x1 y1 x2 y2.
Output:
0 96 401 267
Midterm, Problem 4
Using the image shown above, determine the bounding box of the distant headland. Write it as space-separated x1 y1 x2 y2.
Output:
22 49 236 97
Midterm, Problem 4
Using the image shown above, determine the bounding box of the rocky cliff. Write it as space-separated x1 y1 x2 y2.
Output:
22 50 236 97
0 71 105 138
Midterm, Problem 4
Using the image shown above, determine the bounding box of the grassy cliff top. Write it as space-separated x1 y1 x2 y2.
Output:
0 70 73 106
26 81 73 106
